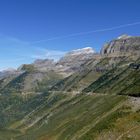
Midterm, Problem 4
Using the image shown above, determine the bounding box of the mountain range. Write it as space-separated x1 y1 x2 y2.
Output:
0 34 140 140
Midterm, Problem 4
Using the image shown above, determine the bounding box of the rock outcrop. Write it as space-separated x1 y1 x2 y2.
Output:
101 34 140 58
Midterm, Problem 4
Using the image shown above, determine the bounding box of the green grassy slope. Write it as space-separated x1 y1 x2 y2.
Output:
0 92 139 140
51 58 114 92
51 71 102 92
51 59 98 92
51 56 135 93
0 57 139 140
83 58 140 97
0 92 52 128
1 70 62 94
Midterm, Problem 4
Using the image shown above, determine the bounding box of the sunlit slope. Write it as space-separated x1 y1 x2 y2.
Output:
1 70 62 94
1 93 137 140
0 92 139 140
83 58 140 97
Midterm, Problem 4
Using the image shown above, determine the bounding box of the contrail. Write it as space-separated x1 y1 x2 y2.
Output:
31 21 140 44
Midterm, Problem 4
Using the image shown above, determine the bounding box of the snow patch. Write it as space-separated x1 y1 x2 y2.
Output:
67 47 95 56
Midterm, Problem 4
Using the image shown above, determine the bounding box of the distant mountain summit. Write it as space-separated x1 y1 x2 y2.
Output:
117 34 131 39
19 47 96 76
33 59 56 71
101 34 140 57
66 47 95 55
57 47 95 74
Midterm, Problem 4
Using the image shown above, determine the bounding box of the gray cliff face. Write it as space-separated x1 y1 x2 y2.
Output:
101 35 140 57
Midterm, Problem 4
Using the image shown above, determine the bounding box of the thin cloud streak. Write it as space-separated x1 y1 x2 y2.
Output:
0 36 66 71
0 36 65 60
31 21 140 44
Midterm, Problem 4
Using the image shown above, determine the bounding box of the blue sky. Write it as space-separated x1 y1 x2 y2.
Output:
0 0 140 70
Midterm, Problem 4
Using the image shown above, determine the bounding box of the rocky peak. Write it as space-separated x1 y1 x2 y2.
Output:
60 47 95 60
101 35 140 57
66 47 95 56
58 47 95 65
34 59 55 65
33 59 55 68
16 47 96 76
55 47 96 75
117 34 131 39
33 59 56 71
